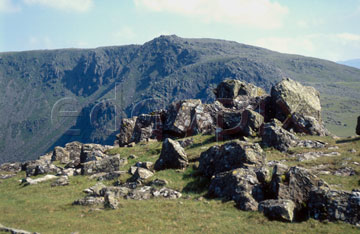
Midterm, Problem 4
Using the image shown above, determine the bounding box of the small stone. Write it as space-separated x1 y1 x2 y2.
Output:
128 154 137 159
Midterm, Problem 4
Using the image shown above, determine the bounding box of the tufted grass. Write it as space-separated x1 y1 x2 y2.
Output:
0 134 360 233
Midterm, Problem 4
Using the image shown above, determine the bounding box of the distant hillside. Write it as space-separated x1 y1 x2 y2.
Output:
338 59 360 69
1 35 360 163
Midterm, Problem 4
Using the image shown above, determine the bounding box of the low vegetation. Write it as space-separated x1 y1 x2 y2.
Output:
1 134 360 233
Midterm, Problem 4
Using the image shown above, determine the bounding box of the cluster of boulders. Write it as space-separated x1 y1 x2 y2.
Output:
197 140 360 224
116 78 329 152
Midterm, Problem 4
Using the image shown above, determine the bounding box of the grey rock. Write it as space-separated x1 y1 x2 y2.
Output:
198 140 266 178
130 167 154 181
21 175 57 186
117 117 137 147
178 138 194 148
51 175 69 187
82 155 127 175
270 166 328 211
258 199 296 222
0 162 21 173
73 196 104 206
154 138 188 171
104 191 119 209
51 146 70 164
83 182 107 197
214 79 265 100
135 161 154 170
80 144 109 163
0 223 39 234
149 179 168 187
208 168 264 211
261 119 299 152
308 188 360 225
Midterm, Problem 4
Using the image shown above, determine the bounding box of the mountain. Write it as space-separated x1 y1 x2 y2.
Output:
338 58 360 69
1 35 360 163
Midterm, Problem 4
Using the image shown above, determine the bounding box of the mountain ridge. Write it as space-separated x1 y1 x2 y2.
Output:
1 35 360 163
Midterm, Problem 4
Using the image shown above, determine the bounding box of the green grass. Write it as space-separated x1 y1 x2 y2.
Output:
1 134 360 233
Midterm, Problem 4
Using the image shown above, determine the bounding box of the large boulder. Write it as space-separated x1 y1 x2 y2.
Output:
80 144 112 163
261 119 299 152
239 109 264 137
271 78 327 135
208 168 264 211
270 166 328 215
82 155 128 175
131 114 163 143
117 117 137 146
154 138 188 170
357 116 360 135
308 187 360 225
163 99 213 137
64 141 82 162
51 146 70 164
198 140 266 178
258 199 296 222
214 79 265 100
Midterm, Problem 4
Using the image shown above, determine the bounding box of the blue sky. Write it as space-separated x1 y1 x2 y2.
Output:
1 0 360 61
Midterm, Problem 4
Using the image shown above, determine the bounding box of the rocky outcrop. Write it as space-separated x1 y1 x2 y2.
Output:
208 168 264 211
80 144 113 163
269 166 328 215
261 119 299 152
357 116 360 135
130 167 154 182
198 140 266 178
82 155 128 175
154 138 188 171
51 146 70 164
258 199 295 222
308 188 360 225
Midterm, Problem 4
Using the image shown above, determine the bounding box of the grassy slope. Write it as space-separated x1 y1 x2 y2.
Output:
0 134 360 233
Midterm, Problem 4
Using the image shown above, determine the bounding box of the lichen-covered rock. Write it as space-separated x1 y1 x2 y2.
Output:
261 119 299 152
0 162 21 173
214 79 265 100
23 160 60 177
258 199 296 222
239 109 264 137
356 116 360 135
163 99 213 137
21 175 57 186
289 114 329 136
208 168 264 211
271 78 327 135
64 141 82 162
73 196 104 206
80 144 109 163
270 166 328 212
51 146 70 164
51 175 69 187
198 140 266 178
271 78 321 121
104 191 119 209
130 167 154 181
131 114 163 143
83 182 107 197
154 138 188 171
308 188 360 225
135 161 154 171
81 155 127 175
117 117 137 147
